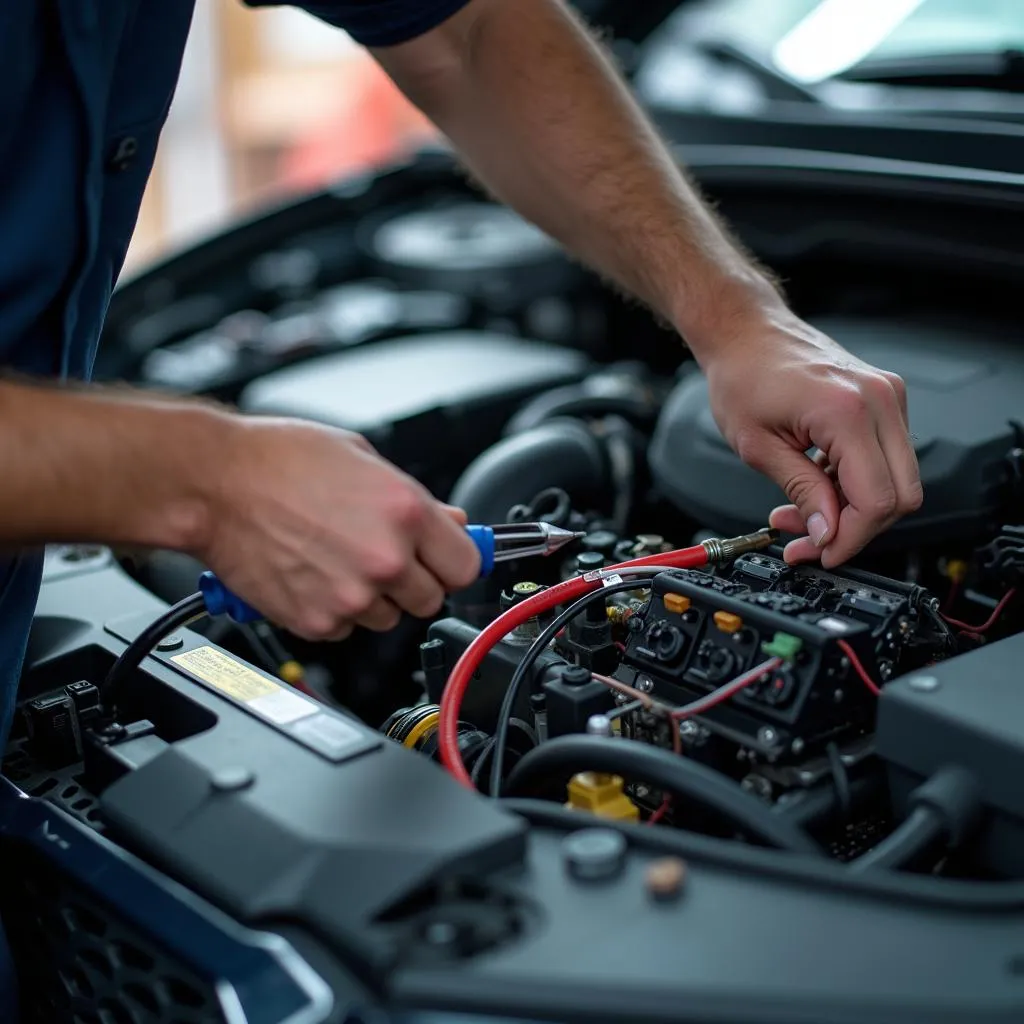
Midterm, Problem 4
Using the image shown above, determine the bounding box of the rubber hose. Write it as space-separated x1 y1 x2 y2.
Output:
504 734 822 855
103 592 207 719
772 773 882 830
849 806 947 873
449 418 609 524
850 765 981 873
447 419 610 625
503 370 659 436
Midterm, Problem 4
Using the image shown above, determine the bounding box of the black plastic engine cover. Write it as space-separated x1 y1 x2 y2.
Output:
239 331 589 494
649 317 1024 545
877 632 1024 878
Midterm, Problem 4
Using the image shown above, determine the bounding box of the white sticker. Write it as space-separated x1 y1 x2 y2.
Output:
602 574 624 587
248 689 319 725
817 616 854 634
292 713 362 750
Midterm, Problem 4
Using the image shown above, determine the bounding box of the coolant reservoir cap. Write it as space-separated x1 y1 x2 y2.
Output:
562 827 628 881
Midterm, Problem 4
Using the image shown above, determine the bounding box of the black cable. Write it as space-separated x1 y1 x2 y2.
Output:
489 577 653 798
102 592 207 718
238 623 282 676
772 773 882 830
252 620 294 666
849 806 947 873
504 734 822 855
850 765 981 874
470 737 496 790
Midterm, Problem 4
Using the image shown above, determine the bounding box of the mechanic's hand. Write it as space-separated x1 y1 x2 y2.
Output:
198 417 481 640
703 310 922 568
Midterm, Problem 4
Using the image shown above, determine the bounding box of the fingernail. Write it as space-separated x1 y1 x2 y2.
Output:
808 513 829 546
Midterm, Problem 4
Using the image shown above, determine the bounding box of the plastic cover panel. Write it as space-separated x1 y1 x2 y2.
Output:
239 331 589 432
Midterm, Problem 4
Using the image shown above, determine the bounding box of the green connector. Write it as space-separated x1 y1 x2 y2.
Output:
761 631 803 661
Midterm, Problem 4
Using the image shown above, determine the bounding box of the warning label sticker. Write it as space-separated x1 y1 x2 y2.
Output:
171 645 280 702
169 644 371 761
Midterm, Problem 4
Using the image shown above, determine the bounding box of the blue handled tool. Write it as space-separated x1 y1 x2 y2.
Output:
466 521 584 576
197 521 584 622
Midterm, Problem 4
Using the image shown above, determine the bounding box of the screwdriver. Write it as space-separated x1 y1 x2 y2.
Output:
198 521 585 624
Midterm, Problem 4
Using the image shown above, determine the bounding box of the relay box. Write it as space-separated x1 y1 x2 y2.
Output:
620 560 921 759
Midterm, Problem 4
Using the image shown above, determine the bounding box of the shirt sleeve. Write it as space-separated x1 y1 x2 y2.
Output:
241 0 475 47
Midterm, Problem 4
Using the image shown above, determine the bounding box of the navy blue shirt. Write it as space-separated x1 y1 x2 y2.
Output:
0 0 470 750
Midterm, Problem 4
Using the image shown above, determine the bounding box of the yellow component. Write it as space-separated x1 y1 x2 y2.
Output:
945 559 968 583
663 593 691 615
402 709 440 750
714 610 743 634
278 660 306 685
565 772 640 821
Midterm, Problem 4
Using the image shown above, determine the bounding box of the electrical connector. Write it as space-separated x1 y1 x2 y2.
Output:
761 631 804 661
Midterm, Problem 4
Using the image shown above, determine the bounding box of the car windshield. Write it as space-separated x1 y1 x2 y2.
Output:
649 0 1024 84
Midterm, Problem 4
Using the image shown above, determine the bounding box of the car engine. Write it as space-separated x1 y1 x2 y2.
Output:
4 151 1024 1023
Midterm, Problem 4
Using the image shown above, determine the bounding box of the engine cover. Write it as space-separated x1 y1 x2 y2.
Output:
649 317 1024 545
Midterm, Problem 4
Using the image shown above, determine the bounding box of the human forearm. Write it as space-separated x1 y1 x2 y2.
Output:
374 0 784 361
375 0 922 568
0 380 227 551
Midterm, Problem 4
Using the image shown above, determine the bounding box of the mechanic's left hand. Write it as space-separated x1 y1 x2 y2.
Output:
702 308 923 568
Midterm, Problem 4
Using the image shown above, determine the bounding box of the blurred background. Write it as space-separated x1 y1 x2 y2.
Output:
127 2 438 272
129 0 1024 274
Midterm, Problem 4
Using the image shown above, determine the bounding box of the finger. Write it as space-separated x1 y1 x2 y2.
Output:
819 434 898 569
782 535 826 564
769 455 847 537
769 504 807 536
880 371 909 429
872 383 923 517
443 504 469 526
416 503 482 590
386 562 447 619
325 622 355 642
352 596 403 633
288 613 355 643
739 435 841 552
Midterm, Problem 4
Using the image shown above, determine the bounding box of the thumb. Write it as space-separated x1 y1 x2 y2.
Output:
746 439 840 549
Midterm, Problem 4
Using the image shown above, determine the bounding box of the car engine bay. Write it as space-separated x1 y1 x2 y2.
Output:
3 146 1024 1023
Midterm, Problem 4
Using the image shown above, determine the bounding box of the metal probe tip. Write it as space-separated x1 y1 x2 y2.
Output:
700 527 780 564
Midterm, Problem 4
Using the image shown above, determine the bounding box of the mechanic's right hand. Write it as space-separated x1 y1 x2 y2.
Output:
197 417 481 640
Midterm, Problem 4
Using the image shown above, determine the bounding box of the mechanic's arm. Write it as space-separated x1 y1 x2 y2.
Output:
372 0 922 567
0 380 479 636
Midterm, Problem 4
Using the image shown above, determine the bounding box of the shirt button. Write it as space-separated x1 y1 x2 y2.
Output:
107 136 139 173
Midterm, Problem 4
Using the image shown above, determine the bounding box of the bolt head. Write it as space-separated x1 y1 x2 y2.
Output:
634 676 654 694
757 726 778 746
563 828 628 882
512 581 542 596
790 738 805 756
